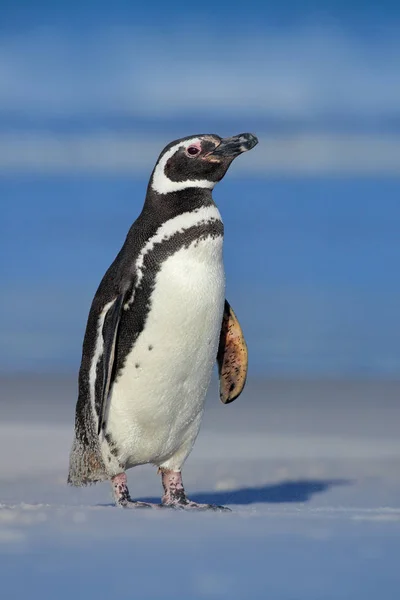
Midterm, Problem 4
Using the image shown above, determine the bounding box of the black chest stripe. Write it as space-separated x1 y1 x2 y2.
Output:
110 219 223 387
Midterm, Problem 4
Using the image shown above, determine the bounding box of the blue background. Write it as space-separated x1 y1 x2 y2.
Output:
2 0 400 377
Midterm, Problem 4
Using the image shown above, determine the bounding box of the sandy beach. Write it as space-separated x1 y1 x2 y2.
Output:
1 376 399 599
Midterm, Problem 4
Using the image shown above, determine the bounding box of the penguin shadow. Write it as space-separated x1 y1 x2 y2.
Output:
139 478 351 507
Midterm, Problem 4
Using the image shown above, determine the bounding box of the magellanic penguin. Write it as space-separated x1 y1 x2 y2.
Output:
68 132 258 510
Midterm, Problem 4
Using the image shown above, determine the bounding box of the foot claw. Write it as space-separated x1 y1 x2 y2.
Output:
117 499 163 509
162 501 231 512
191 503 231 512
206 504 231 513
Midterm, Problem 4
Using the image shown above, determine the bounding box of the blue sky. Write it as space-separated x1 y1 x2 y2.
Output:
2 1 400 376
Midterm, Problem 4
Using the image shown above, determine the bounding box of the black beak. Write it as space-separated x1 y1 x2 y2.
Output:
210 133 258 157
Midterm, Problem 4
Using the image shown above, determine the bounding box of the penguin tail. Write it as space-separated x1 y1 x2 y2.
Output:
68 393 109 486
67 434 108 486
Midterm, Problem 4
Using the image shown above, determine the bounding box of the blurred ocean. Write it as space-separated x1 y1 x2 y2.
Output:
2 175 400 376
1 0 400 378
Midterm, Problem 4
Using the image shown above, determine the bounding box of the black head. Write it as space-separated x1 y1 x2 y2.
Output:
150 133 258 195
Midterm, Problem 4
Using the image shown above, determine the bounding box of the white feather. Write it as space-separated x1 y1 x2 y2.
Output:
88 299 115 422
102 232 225 473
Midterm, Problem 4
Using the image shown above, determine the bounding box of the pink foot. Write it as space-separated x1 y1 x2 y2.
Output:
111 473 162 509
160 470 230 512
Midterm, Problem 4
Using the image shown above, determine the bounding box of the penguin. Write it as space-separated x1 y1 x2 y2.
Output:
68 132 258 510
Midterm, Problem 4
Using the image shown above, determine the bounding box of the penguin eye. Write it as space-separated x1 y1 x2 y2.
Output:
186 145 201 157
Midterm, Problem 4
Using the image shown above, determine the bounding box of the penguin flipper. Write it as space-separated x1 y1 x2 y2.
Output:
217 299 248 404
97 294 124 434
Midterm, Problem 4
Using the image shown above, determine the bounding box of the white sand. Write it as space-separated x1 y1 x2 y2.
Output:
0 377 399 599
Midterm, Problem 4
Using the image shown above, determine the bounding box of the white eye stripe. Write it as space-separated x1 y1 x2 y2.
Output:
151 139 216 195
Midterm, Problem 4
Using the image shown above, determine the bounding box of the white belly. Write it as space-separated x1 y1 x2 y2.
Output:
103 235 225 471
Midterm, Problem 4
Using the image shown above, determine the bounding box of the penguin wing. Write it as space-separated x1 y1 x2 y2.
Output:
97 293 125 434
217 300 248 404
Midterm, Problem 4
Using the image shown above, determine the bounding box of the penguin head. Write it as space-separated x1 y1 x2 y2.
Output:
150 133 258 195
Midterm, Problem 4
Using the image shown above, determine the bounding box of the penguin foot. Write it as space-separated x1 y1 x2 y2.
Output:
163 500 231 512
160 469 231 512
111 472 162 509
117 499 163 509
186 502 231 512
